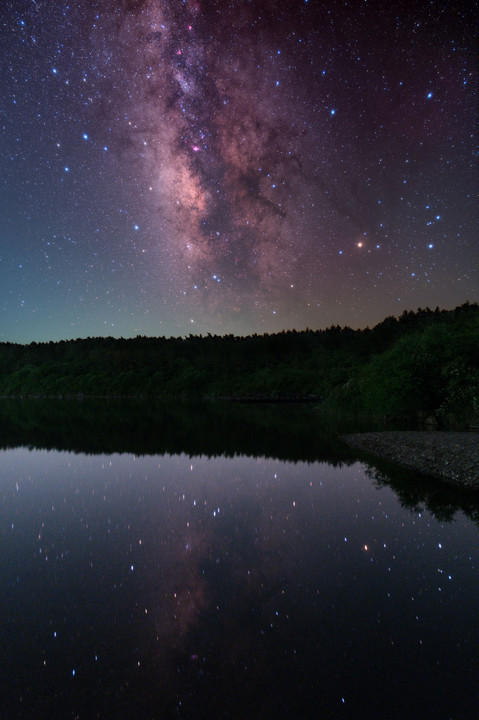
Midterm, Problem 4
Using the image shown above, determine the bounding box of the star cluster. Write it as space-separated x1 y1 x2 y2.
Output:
1 0 477 341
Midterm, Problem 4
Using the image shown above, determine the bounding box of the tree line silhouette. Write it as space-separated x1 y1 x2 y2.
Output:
0 302 477 426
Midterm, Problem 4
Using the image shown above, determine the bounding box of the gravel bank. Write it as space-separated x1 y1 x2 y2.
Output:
342 431 479 490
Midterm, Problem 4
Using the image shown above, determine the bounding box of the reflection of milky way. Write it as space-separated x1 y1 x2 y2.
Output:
3 448 479 717
100 1 315 303
133 455 308 675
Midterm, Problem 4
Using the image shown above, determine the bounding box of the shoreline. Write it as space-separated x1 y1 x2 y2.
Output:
342 431 479 490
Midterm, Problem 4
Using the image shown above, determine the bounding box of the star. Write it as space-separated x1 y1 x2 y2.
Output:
0 0 475 342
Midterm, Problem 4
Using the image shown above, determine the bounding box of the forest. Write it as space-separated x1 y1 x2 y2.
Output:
0 302 477 427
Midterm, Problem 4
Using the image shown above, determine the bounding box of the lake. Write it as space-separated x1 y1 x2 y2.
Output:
0 400 478 719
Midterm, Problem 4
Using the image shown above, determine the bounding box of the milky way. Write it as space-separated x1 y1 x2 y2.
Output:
1 0 477 341
98 1 318 314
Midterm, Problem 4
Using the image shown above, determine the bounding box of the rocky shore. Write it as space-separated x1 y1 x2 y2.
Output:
342 431 479 490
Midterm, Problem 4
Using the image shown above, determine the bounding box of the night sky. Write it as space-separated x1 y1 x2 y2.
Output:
1 0 477 343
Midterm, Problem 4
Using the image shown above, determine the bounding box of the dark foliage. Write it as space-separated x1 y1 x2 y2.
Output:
0 302 477 425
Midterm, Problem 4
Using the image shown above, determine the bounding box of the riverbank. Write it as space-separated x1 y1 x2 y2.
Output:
342 431 479 490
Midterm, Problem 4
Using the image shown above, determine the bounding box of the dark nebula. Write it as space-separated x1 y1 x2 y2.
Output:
1 0 476 340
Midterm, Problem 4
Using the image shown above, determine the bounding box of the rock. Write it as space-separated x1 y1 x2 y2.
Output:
342 431 479 490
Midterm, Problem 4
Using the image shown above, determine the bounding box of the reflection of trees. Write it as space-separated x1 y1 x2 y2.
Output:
0 397 367 463
364 462 479 527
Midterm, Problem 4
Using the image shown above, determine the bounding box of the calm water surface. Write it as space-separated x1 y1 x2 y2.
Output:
1 440 478 719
